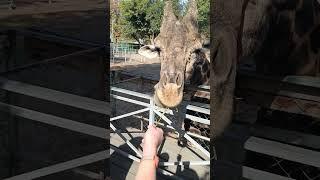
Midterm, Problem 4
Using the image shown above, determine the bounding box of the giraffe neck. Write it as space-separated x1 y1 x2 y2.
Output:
188 51 210 87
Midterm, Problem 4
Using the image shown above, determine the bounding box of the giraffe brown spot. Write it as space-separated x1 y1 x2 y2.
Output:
310 25 320 53
295 0 315 36
202 61 208 72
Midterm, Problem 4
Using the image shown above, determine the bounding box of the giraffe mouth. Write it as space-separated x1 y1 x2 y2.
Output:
154 83 183 108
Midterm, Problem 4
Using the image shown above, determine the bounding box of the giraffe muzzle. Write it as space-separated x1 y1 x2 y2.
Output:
154 72 184 108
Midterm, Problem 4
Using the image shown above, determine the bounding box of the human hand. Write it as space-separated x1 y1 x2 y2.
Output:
142 125 164 157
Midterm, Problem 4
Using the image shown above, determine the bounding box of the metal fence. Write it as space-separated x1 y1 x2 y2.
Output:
110 42 140 63
110 85 212 177
0 76 109 180
0 29 109 179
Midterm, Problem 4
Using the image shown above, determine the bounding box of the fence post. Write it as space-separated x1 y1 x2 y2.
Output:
149 98 155 125
124 48 127 62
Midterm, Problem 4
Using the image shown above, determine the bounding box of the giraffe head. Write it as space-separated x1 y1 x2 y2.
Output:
139 0 205 108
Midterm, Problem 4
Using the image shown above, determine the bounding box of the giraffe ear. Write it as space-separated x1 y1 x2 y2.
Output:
138 45 161 59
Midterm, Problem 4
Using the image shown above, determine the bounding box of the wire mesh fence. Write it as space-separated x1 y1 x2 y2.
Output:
185 108 218 160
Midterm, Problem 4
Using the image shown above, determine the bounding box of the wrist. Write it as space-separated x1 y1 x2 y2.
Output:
142 144 157 157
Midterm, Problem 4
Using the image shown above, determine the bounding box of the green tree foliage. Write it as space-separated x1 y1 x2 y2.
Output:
117 0 164 44
178 0 210 37
197 0 210 37
112 0 209 43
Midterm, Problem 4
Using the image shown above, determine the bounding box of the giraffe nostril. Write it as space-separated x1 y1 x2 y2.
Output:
160 74 167 87
176 73 183 87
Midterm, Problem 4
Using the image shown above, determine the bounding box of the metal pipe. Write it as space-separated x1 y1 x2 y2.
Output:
113 77 141 85
111 108 149 121
110 145 141 162
149 98 155 125
111 86 152 99
186 132 210 142
0 47 103 75
111 94 149 107
185 114 210 125
186 104 210 115
159 161 210 166
110 123 142 158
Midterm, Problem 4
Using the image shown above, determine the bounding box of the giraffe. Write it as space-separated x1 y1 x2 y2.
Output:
211 0 320 140
139 0 320 139
138 0 209 108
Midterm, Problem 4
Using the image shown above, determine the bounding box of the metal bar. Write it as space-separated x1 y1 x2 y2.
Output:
0 47 103 76
112 86 210 124
115 72 209 92
111 94 149 107
198 85 210 90
132 107 211 143
72 168 101 180
185 114 210 125
187 101 210 109
242 166 295 180
154 106 174 115
182 132 210 158
110 108 149 121
245 136 320 168
149 98 155 125
153 109 210 158
252 125 320 150
137 115 176 131
4 150 109 180
237 70 320 101
22 28 102 48
113 77 141 85
186 132 210 142
111 93 210 125
0 77 110 115
159 161 210 166
111 86 152 99
110 145 141 162
0 102 108 139
186 104 210 115
110 123 142 157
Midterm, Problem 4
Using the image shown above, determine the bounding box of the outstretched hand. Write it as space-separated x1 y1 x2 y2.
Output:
142 125 164 157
